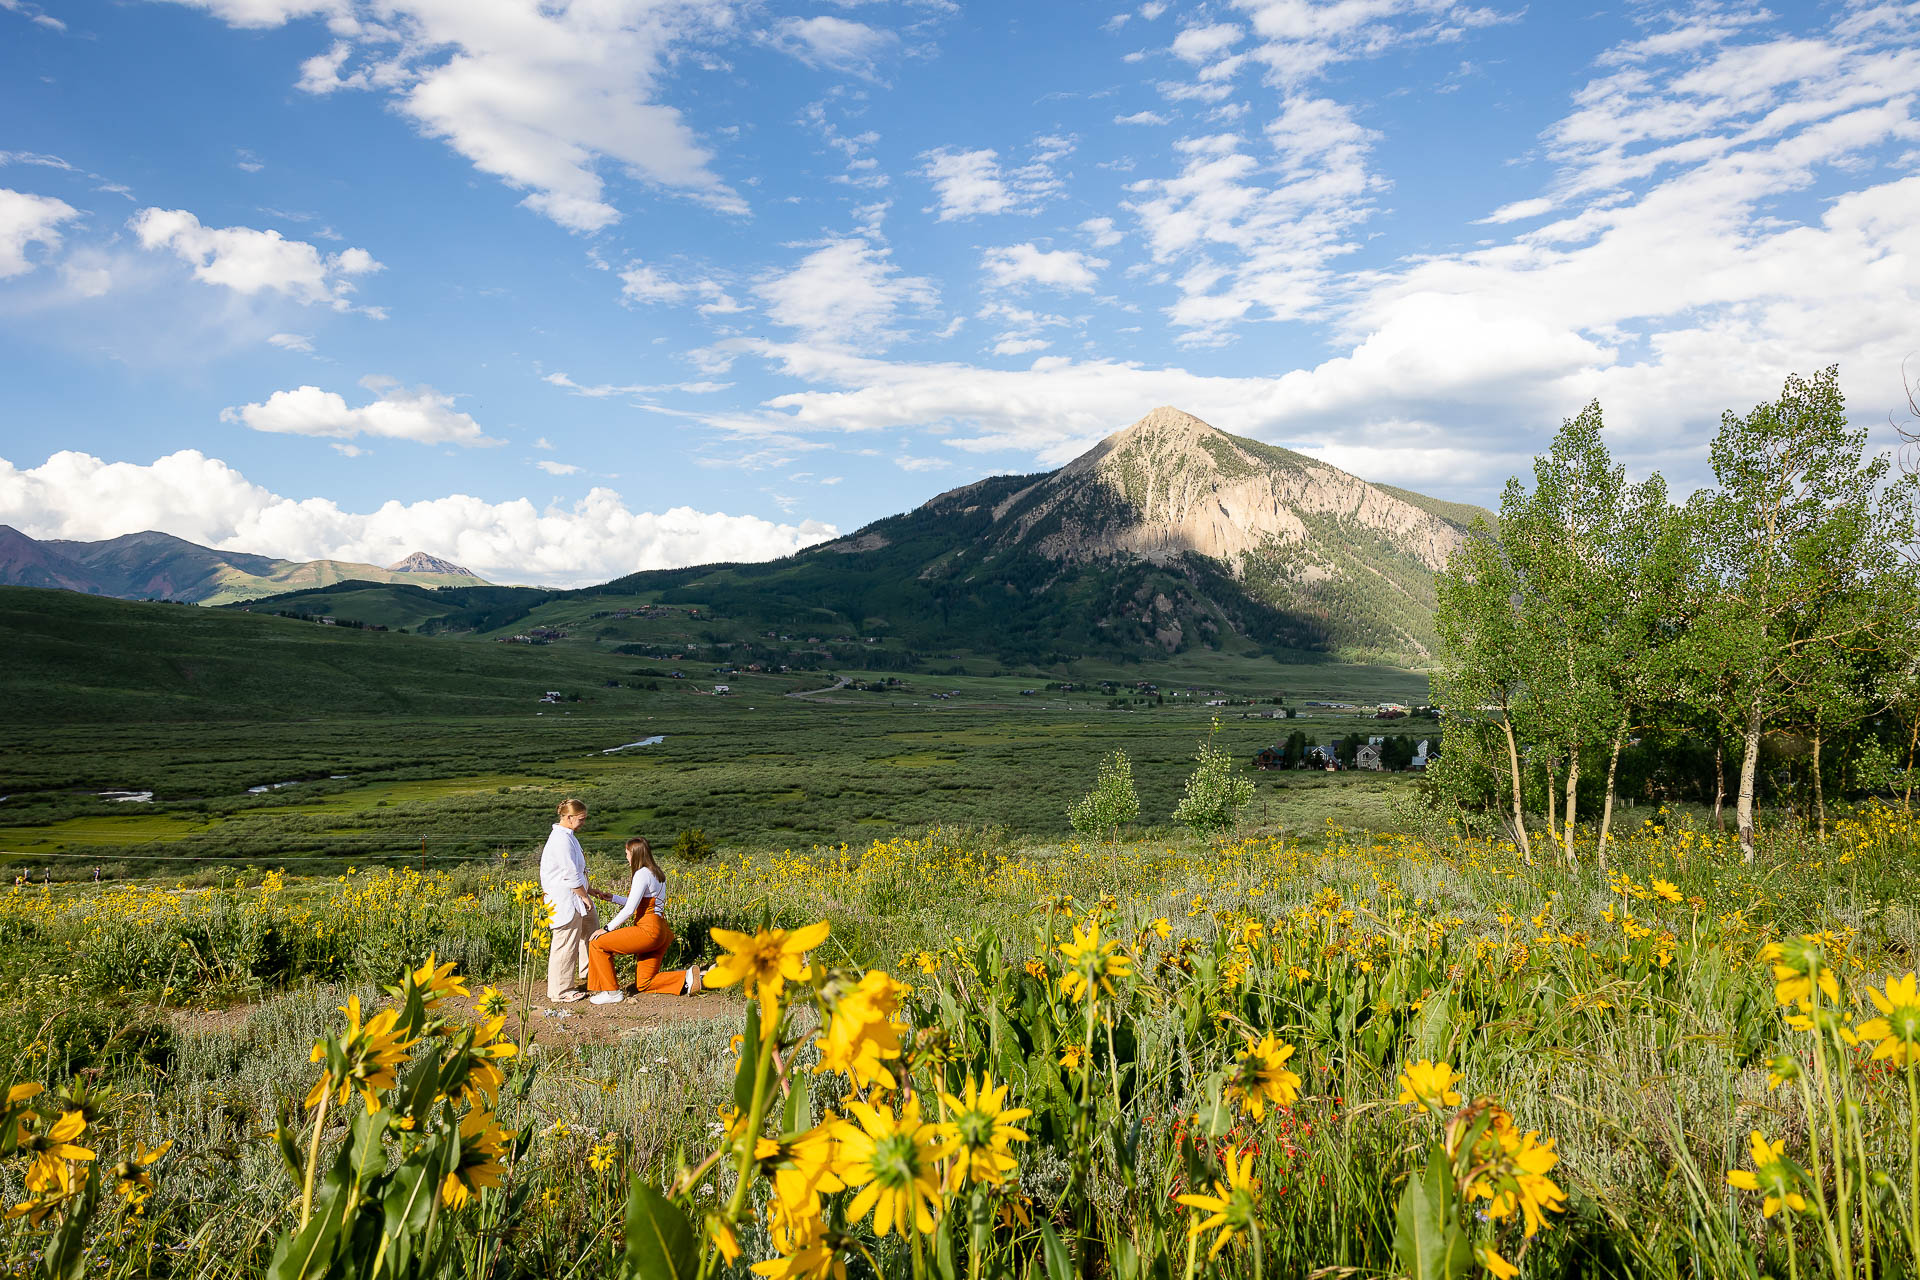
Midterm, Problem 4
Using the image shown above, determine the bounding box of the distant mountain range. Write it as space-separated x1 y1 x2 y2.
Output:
214 407 1489 666
0 526 486 605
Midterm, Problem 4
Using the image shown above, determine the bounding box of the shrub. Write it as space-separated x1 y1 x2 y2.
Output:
1067 749 1140 842
1172 720 1254 842
672 826 717 862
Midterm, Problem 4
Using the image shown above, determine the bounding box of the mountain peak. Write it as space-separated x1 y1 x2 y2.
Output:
387 552 480 578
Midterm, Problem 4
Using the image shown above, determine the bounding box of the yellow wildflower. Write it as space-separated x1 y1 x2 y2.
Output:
706 921 831 1020
1226 1035 1301 1121
1727 1130 1807 1218
934 1075 1031 1190
1176 1145 1259 1262
1397 1060 1463 1114
1856 972 1920 1067
839 1095 943 1238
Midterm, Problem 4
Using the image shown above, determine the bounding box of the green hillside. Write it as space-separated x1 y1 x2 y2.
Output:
0 587 628 722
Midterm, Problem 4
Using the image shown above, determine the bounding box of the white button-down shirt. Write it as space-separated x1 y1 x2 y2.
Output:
539 823 589 928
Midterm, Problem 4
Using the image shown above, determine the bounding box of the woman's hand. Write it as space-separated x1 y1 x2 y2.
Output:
590 928 608 941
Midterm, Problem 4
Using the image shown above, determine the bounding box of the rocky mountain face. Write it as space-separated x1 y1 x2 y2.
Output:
388 551 482 578
811 407 1483 661
0 527 487 605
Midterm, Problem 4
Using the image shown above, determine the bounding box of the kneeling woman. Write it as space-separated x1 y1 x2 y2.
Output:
586 837 702 1004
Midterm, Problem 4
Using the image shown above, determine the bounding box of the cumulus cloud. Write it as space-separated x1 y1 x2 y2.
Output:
981 243 1106 292
0 188 81 277
755 237 937 350
220 378 505 447
0 447 837 586
919 139 1067 220
772 15 897 75
175 0 747 233
617 261 739 313
132 208 382 311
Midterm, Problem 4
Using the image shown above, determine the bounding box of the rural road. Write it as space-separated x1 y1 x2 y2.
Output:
784 675 852 701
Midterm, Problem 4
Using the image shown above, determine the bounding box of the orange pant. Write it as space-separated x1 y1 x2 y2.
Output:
587 904 689 994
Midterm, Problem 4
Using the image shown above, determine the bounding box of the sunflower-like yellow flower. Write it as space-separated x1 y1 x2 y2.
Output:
1651 879 1682 904
1856 972 1920 1067
1483 1123 1566 1238
708 1214 743 1263
1397 1060 1463 1114
1479 1246 1520 1278
1226 1035 1301 1121
935 1075 1031 1190
1175 1145 1260 1261
756 1115 852 1221
17 1110 95 1197
475 985 511 1018
307 996 418 1114
1759 938 1839 1008
110 1138 172 1208
1058 920 1131 1003
706 921 831 1020
447 1014 520 1107
1726 1130 1807 1218
440 1108 508 1209
813 971 910 1090
751 1209 847 1280
408 952 469 1010
838 1095 943 1238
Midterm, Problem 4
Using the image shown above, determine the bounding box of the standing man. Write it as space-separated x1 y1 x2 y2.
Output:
541 798 602 1002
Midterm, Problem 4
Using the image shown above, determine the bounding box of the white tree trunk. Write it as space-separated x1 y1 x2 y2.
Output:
1544 756 1559 847
1502 716 1531 863
1712 743 1725 830
1811 731 1825 840
1563 753 1581 867
1737 704 1763 863
1598 723 1626 869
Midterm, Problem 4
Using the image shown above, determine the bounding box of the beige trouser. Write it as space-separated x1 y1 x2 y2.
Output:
546 903 602 1001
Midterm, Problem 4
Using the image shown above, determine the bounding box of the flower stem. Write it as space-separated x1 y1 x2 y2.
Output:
299 1087 331 1229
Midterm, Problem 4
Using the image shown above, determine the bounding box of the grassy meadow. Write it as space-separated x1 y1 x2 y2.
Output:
4 588 1916 1279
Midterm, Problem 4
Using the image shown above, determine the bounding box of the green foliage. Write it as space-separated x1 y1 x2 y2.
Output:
1171 721 1254 841
670 827 716 862
1066 749 1140 842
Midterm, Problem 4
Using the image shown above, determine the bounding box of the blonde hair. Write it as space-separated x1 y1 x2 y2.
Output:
557 798 588 819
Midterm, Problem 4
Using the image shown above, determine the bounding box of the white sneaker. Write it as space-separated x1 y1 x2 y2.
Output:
683 966 704 996
588 991 624 1005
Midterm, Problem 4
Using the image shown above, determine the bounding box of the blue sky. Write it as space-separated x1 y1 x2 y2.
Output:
3 0 1917 585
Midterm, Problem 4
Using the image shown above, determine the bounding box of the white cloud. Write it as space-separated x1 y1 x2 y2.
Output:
1080 216 1123 247
616 261 737 312
920 148 1015 219
0 188 80 278
0 447 837 586
1124 95 1382 342
536 460 583 475
1171 23 1242 64
175 0 747 233
543 371 730 397
755 237 937 349
1232 0 1516 87
1478 196 1555 224
1114 110 1170 125
772 16 897 75
268 332 315 352
131 208 382 311
981 243 1106 292
220 378 505 447
919 139 1067 220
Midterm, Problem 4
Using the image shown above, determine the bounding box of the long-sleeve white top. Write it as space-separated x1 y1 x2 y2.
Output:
539 823 589 928
604 867 666 932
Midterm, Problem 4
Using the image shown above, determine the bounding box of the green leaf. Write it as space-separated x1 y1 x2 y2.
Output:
37 1165 98 1280
620 1179 699 1280
733 1001 761 1118
781 1063 811 1134
1392 1145 1471 1280
1039 1221 1073 1280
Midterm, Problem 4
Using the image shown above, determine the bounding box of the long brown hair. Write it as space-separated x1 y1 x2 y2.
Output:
625 837 664 881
